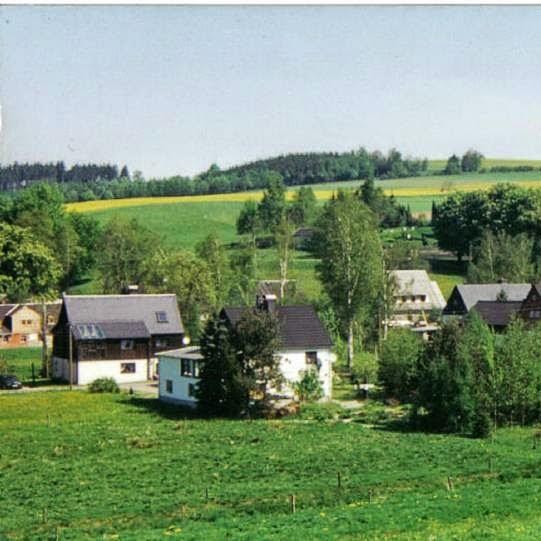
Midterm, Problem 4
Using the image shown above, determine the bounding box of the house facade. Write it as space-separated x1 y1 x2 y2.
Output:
443 283 531 319
158 294 335 406
387 270 446 332
0 302 61 348
52 294 184 385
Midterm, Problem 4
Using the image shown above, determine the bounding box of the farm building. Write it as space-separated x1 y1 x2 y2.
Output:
0 302 61 348
158 293 335 406
443 283 531 319
386 270 446 333
471 300 523 332
518 283 541 324
52 294 184 385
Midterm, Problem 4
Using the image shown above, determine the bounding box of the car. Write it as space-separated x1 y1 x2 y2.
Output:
0 375 23 390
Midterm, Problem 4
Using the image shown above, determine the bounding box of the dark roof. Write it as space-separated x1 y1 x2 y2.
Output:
471 301 523 327
63 294 184 336
72 320 150 340
446 283 530 313
0 304 16 320
222 305 332 349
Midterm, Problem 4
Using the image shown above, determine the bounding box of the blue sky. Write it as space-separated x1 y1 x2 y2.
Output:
1 6 541 178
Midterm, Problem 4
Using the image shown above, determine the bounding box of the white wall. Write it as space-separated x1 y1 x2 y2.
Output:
157 347 335 405
52 356 150 385
276 348 335 399
158 357 198 406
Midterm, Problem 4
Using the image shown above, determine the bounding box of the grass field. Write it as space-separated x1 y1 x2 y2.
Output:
0 347 45 383
2 391 541 540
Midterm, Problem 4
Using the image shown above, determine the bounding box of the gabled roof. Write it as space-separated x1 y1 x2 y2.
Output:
63 294 184 336
390 270 446 311
222 305 332 349
471 301 522 327
452 283 530 312
0 304 17 320
72 320 150 340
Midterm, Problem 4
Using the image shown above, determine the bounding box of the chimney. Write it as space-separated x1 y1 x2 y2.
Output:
122 284 139 295
261 293 277 314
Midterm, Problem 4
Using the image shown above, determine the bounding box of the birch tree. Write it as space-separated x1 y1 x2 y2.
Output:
315 191 384 369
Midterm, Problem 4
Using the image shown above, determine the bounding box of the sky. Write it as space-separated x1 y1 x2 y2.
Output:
1 5 541 178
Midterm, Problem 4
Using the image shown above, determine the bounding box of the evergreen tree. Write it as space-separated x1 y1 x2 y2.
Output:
197 314 245 417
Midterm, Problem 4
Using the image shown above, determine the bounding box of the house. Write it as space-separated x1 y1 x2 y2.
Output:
471 300 523 332
443 283 530 319
158 294 335 407
387 270 446 330
52 294 184 385
517 283 541 325
0 302 61 348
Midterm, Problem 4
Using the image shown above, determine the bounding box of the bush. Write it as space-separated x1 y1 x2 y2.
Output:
88 377 120 394
296 402 347 421
379 329 422 400
295 369 324 402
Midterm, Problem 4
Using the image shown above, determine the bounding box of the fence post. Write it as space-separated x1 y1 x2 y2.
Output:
337 471 342 489
290 494 296 514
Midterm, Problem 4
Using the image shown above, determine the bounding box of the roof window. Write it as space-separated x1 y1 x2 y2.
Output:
156 311 168 323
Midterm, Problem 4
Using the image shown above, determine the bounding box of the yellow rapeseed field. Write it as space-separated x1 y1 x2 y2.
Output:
65 180 541 213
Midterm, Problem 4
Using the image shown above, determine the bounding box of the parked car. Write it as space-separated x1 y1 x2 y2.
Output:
0 375 23 390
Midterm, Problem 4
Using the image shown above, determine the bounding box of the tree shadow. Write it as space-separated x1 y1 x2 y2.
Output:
121 395 204 421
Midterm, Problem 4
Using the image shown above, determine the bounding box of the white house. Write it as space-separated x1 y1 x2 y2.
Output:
52 294 184 385
158 294 335 406
387 269 446 332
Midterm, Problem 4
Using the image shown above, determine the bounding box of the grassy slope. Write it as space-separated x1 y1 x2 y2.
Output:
68 166 541 296
2 391 541 540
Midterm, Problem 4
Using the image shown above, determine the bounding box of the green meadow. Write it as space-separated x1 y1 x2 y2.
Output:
2 391 541 540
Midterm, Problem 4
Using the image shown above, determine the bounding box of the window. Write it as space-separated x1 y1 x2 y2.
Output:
77 324 105 340
156 311 168 323
156 338 168 348
530 310 541 319
305 351 318 365
121 339 134 350
121 362 136 374
188 383 197 397
47 315 55 324
181 359 200 378
166 379 173 393
3 336 9 343
20 335 27 343
22 319 32 326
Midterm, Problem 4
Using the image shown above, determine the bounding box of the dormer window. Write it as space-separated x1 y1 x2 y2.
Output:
156 311 168 323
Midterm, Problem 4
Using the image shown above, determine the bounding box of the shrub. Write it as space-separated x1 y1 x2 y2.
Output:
379 329 422 400
295 369 324 402
88 377 120 394
296 402 347 421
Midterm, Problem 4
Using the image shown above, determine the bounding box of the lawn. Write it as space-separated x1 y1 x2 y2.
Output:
2 391 541 540
0 347 45 383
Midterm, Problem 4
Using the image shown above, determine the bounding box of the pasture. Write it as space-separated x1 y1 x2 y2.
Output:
2 391 541 540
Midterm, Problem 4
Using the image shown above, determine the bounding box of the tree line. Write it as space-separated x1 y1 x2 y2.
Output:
0 147 430 202
0 161 129 191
